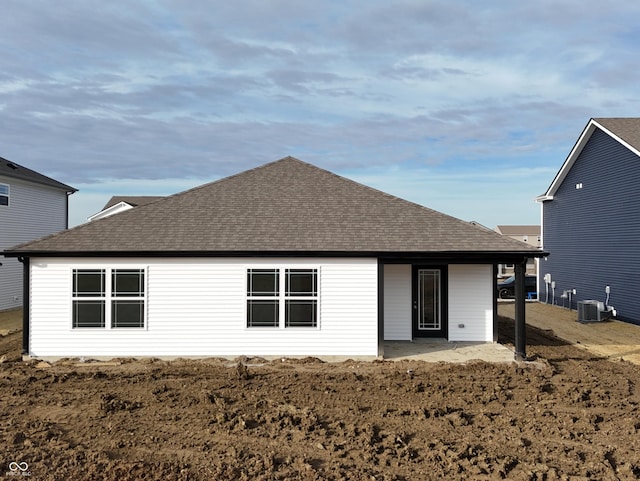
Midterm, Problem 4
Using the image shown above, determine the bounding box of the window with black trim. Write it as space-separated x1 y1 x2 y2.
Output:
72 268 145 329
247 268 318 328
0 183 8 206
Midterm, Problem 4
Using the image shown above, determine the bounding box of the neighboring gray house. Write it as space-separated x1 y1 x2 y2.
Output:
88 196 164 221
537 118 640 323
5 157 541 360
0 156 76 311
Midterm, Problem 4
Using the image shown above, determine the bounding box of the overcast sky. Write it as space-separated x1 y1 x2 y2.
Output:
2 1 639 228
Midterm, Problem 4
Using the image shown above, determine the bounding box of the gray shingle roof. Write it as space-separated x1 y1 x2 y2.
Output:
0 156 76 192
6 157 540 256
594 118 640 152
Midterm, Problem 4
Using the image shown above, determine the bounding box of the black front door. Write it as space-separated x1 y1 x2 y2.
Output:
414 267 447 338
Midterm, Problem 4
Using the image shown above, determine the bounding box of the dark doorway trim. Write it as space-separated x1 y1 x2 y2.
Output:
412 265 448 339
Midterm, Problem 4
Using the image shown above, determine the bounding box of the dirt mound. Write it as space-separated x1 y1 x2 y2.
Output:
2 318 640 480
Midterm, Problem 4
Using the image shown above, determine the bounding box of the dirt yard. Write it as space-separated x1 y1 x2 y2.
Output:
499 302 640 364
2 308 640 480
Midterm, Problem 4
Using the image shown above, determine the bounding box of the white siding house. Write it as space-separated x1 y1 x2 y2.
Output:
5 157 541 360
29 257 378 359
448 265 494 342
0 157 76 311
383 265 412 341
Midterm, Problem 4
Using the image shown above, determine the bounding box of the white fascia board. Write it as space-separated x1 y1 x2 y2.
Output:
543 119 598 198
593 119 640 158
544 118 640 199
87 201 133 222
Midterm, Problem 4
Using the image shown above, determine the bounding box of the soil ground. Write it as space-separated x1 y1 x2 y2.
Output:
2 306 640 480
499 302 640 364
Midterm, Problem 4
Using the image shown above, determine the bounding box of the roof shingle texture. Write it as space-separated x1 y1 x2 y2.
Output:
7 157 539 254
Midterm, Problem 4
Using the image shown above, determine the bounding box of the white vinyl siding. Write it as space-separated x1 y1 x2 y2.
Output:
448 264 493 342
0 176 69 311
28 257 378 359
383 264 412 340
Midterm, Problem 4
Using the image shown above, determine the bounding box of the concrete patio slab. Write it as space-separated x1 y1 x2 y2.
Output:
384 338 515 363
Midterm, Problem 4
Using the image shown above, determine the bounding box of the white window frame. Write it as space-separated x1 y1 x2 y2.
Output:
246 266 320 329
71 267 147 330
0 183 9 206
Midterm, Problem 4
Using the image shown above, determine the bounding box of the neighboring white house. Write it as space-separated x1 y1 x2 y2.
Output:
494 225 541 278
88 196 164 221
5 157 541 360
0 156 76 311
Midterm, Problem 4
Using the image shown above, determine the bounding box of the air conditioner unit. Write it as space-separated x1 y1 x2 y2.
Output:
577 300 613 323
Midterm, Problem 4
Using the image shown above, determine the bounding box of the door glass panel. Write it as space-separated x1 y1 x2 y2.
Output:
418 269 440 330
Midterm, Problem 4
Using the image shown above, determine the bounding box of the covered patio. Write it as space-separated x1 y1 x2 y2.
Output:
383 338 515 363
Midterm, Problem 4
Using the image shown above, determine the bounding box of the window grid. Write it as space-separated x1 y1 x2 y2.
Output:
246 269 280 328
72 269 106 328
247 269 279 296
72 268 146 329
285 269 318 328
247 268 318 329
111 269 145 328
247 300 280 328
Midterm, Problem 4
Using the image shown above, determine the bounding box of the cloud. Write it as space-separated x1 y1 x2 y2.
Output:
0 0 639 228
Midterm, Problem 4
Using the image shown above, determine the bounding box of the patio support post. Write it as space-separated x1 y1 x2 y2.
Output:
492 264 498 342
514 259 527 361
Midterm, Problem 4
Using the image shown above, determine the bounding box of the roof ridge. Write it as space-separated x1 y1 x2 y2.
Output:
150 156 304 201
72 157 308 227
5 156 542 255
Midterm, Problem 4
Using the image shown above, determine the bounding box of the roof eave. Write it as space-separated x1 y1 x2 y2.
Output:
0 171 77 193
545 118 640 198
3 249 549 260
543 119 598 198
87 202 132 222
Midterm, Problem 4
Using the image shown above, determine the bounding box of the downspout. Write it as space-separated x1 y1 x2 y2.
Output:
377 260 384 358
65 191 73 229
18 256 30 357
514 259 527 361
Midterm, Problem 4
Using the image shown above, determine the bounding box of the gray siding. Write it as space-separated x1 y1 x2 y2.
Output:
541 129 640 323
0 176 69 310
